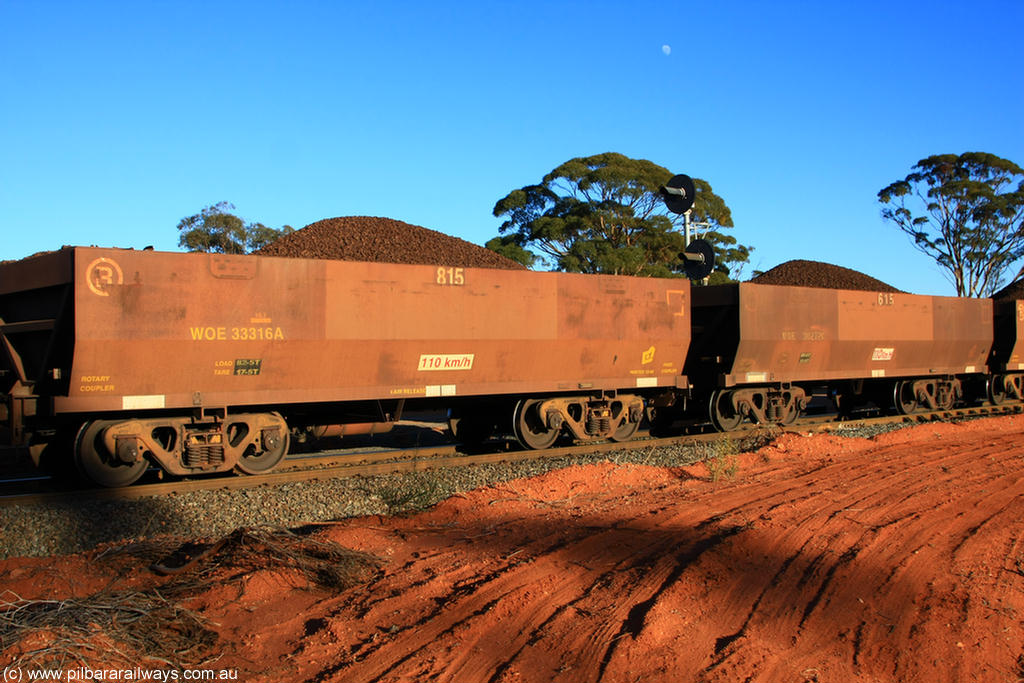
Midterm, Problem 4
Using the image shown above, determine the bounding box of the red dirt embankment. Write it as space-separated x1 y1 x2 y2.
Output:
3 416 1024 682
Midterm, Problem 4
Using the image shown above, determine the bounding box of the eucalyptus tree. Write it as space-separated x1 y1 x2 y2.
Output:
490 153 750 281
878 153 1024 296
177 201 294 254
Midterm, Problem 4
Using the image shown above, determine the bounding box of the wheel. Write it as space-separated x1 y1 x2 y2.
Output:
935 382 955 411
987 375 1006 406
779 398 801 425
709 390 743 431
610 410 641 442
894 381 918 415
235 413 289 474
609 398 642 442
75 420 148 487
513 399 560 450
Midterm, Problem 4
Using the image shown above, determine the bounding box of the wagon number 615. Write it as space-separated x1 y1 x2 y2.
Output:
437 267 465 286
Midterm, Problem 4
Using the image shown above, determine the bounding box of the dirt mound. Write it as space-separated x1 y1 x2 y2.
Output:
256 216 525 270
3 416 1024 682
991 278 1024 301
751 259 900 292
1 248 68 265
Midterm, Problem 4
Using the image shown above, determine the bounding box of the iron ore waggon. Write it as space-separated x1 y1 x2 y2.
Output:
988 296 1024 403
0 246 692 485
2 231 1022 487
684 282 995 430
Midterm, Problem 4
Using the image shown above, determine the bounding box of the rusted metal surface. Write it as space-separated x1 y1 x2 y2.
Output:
307 422 396 438
0 248 74 297
689 283 993 387
90 412 288 477
5 247 691 418
0 249 75 396
990 298 1024 372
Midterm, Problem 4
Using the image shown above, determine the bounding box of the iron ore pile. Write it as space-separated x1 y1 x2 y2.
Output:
257 216 525 270
750 259 901 292
992 279 1024 301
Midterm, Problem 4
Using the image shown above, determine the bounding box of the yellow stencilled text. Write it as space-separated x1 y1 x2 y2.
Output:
80 375 115 393
190 326 284 341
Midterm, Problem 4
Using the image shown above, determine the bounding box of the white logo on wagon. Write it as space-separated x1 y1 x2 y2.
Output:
418 354 475 371
86 257 123 296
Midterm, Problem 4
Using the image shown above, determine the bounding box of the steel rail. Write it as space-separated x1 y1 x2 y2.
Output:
1 402 1020 507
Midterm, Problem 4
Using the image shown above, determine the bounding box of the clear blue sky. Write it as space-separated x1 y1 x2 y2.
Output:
2 1 1022 295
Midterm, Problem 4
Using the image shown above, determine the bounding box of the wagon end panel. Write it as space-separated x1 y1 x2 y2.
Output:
0 249 76 445
990 298 1024 372
685 284 740 389
689 283 847 386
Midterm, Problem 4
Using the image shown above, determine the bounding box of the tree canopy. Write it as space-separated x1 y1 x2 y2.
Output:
489 153 751 281
177 202 294 254
878 152 1024 297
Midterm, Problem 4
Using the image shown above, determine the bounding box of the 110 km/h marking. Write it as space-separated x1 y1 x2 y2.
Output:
418 354 475 371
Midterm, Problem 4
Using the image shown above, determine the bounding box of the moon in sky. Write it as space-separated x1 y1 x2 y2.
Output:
661 44 671 56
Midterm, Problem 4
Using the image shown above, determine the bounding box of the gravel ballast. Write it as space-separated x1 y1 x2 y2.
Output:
0 420 929 560
1 434 779 560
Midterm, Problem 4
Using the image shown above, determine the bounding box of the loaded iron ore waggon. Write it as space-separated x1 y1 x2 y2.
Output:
0 246 693 486
2 243 1023 487
988 295 1024 403
682 282 996 431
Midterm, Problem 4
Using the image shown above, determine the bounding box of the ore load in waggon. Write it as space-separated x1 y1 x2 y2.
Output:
2 177 1024 488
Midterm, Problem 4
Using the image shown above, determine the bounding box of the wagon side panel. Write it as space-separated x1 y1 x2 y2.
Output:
61 250 693 414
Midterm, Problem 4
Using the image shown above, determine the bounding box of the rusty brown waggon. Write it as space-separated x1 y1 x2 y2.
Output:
5 247 1024 488
0 247 692 485
685 283 994 430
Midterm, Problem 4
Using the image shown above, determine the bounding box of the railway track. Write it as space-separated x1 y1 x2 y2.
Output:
1 403 1020 508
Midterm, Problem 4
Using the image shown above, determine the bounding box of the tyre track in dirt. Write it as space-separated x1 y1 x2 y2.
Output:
311 517 749 682
292 418 1024 683
7 418 1019 682
601 430 1024 682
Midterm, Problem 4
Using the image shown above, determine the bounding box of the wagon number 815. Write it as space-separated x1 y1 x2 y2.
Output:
437 267 465 286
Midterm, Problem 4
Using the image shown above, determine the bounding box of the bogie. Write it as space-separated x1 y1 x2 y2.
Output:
707 386 806 432
511 394 646 449
69 412 291 486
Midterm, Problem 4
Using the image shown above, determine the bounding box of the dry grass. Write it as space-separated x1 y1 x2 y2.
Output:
0 588 217 671
3 526 382 671
700 436 740 482
148 526 383 591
